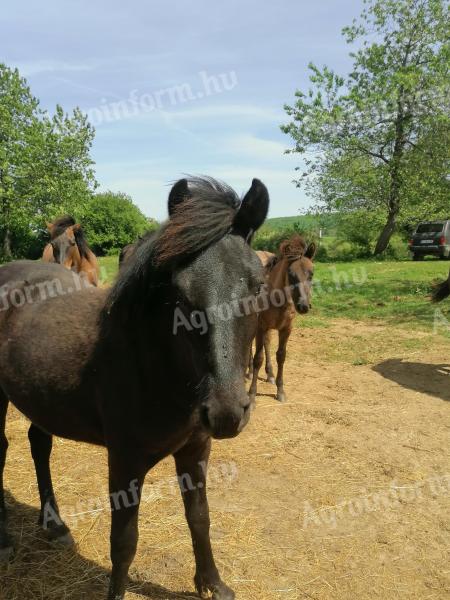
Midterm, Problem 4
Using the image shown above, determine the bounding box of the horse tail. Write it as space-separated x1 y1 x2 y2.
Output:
74 226 91 259
431 269 450 302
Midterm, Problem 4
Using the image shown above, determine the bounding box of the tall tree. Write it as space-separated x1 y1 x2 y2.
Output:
282 0 450 254
0 65 41 257
0 63 97 259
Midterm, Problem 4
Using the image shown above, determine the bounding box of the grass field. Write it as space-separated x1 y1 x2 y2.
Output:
99 256 450 339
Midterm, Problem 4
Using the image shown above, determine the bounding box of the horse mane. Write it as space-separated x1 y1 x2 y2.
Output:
73 226 91 259
279 234 307 260
50 215 76 239
264 234 308 272
105 177 241 319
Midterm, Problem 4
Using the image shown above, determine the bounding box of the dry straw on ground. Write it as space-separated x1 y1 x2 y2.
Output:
1 320 449 599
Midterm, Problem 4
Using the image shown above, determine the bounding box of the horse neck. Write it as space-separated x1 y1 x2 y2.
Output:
69 245 82 269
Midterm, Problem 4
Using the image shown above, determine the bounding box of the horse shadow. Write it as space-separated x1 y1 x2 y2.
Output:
373 359 450 402
0 492 197 600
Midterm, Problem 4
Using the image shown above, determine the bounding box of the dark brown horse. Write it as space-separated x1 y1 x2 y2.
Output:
432 267 450 302
118 230 156 269
248 235 316 403
43 216 100 286
0 177 269 600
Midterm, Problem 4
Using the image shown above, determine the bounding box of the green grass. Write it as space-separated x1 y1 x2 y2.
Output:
98 255 120 285
300 259 450 336
99 255 450 338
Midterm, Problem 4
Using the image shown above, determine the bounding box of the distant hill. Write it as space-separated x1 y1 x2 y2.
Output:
263 213 339 233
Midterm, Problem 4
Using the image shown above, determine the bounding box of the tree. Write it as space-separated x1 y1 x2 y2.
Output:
0 65 40 257
282 0 450 255
0 63 97 259
79 191 155 255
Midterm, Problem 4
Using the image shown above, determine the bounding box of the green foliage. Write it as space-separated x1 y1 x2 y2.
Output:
0 63 97 260
283 0 450 255
78 191 156 255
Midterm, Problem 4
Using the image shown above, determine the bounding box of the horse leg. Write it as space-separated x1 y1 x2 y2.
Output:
107 452 147 600
264 332 275 385
246 345 253 380
275 327 291 402
0 389 13 561
174 437 234 600
28 424 73 544
248 328 265 405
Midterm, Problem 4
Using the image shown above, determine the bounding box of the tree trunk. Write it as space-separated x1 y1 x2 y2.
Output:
2 228 12 259
374 89 407 256
374 209 398 255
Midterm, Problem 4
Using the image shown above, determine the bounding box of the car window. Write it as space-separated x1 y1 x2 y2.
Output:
416 223 444 234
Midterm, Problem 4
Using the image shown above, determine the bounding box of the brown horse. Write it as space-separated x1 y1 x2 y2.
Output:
0 177 269 600
118 230 156 270
248 235 316 403
43 216 99 286
432 267 450 302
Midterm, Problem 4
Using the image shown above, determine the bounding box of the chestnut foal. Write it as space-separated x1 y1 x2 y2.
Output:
248 235 316 403
43 216 99 286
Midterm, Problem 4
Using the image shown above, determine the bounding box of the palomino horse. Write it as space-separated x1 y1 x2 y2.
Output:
432 267 450 302
43 216 99 286
0 177 269 600
248 234 316 403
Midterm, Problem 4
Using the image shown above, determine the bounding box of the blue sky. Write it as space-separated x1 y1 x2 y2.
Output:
3 0 363 221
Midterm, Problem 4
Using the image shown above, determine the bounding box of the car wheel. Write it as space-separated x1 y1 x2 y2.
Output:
413 254 423 261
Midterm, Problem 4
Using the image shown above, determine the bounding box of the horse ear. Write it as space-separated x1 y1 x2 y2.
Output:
305 242 317 259
46 222 53 231
72 224 82 232
279 240 291 256
232 179 269 242
168 179 192 216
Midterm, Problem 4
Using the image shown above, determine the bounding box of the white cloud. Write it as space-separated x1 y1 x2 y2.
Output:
222 134 287 160
163 104 283 122
13 60 95 77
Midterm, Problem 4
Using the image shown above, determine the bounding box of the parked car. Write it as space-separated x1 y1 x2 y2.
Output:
409 220 450 260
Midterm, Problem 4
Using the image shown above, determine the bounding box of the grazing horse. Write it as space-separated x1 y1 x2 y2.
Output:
43 216 99 286
432 267 450 302
0 176 269 600
248 235 316 403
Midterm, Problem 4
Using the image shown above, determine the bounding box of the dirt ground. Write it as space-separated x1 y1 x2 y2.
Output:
1 320 449 600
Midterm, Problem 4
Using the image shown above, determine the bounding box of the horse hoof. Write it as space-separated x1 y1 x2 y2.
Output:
276 392 287 403
44 526 75 546
195 574 235 600
0 545 14 562
52 531 75 547
267 376 276 385
212 584 235 600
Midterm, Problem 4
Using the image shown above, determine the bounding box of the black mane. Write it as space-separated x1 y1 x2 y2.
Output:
74 226 91 259
50 215 76 239
105 177 241 319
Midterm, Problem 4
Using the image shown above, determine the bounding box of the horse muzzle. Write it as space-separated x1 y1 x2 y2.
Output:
200 387 251 439
296 302 310 315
